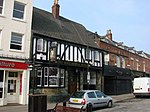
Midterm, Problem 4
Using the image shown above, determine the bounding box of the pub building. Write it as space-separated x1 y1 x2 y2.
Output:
30 1 104 97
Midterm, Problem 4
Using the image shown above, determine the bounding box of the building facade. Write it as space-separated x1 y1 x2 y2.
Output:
31 1 104 97
0 0 32 106
94 29 150 94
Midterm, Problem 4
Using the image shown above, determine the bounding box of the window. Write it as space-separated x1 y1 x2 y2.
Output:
94 51 99 61
121 57 125 68
37 67 65 87
87 92 96 98
95 91 105 98
37 69 42 87
0 30 1 48
37 39 47 52
13 1 25 19
10 32 23 50
86 48 91 60
116 56 120 67
0 0 4 14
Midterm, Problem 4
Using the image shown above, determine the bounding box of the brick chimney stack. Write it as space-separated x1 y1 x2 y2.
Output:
52 0 60 19
106 29 112 40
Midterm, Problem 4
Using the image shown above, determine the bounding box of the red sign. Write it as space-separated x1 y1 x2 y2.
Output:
0 60 28 70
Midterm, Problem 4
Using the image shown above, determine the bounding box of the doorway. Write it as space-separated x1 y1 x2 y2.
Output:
7 72 19 103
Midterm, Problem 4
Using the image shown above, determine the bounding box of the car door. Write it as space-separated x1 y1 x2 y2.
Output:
95 91 108 107
87 91 99 108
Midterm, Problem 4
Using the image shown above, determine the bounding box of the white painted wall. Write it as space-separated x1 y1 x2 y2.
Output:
0 0 33 59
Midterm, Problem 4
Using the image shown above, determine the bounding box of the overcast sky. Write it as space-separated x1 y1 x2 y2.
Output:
33 0 150 54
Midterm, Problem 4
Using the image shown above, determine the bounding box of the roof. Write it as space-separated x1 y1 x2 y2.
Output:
32 7 99 49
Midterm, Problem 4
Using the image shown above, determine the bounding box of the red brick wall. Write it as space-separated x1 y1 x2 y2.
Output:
97 39 150 74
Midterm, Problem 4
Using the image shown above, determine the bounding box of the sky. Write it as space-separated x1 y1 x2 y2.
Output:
33 0 150 54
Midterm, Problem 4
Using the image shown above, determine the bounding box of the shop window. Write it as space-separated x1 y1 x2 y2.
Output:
0 0 4 14
10 32 23 50
13 1 25 19
0 70 4 98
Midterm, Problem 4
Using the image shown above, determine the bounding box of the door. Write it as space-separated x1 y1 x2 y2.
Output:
68 70 77 94
95 91 108 107
7 72 19 103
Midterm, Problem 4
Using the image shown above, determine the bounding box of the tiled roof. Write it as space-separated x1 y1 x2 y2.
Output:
32 7 99 49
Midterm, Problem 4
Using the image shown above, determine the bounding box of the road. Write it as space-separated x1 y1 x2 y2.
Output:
94 98 150 112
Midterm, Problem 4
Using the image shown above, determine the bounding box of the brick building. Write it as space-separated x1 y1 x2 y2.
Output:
94 29 150 94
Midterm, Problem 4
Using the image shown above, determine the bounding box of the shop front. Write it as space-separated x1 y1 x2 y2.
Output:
0 60 29 106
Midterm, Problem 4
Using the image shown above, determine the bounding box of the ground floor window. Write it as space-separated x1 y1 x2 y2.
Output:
37 67 65 87
0 70 4 98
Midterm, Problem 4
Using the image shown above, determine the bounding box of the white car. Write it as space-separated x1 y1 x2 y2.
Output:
68 90 113 110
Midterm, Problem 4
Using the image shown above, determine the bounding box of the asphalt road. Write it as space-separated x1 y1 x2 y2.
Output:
94 97 150 112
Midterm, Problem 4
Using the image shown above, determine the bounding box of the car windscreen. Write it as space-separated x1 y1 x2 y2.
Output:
71 92 85 98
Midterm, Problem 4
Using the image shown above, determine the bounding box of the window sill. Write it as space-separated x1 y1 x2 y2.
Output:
9 49 24 53
0 14 6 18
12 17 26 23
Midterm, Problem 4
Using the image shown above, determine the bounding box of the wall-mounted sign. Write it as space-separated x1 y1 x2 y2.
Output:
0 60 28 70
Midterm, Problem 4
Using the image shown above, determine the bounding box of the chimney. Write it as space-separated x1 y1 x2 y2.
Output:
52 0 60 19
106 29 112 40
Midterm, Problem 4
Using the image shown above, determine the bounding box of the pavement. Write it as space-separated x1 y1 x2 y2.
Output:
0 93 135 112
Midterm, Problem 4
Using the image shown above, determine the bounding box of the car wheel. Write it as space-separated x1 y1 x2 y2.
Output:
107 101 112 108
86 103 93 112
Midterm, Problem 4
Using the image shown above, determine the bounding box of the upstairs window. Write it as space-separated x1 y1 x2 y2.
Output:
10 32 23 50
13 1 25 19
37 39 47 52
116 55 120 67
86 48 91 61
0 0 4 14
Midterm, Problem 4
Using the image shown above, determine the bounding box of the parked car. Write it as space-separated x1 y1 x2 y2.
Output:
68 90 113 110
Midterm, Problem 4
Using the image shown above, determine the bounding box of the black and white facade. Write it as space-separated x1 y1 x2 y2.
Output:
31 3 104 95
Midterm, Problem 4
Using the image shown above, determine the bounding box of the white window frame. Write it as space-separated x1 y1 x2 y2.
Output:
49 67 59 87
10 32 23 51
13 1 25 20
0 0 4 15
37 39 47 52
116 56 120 67
121 57 125 68
37 69 42 87
0 30 2 49
86 48 91 61
37 67 65 87
44 67 49 87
